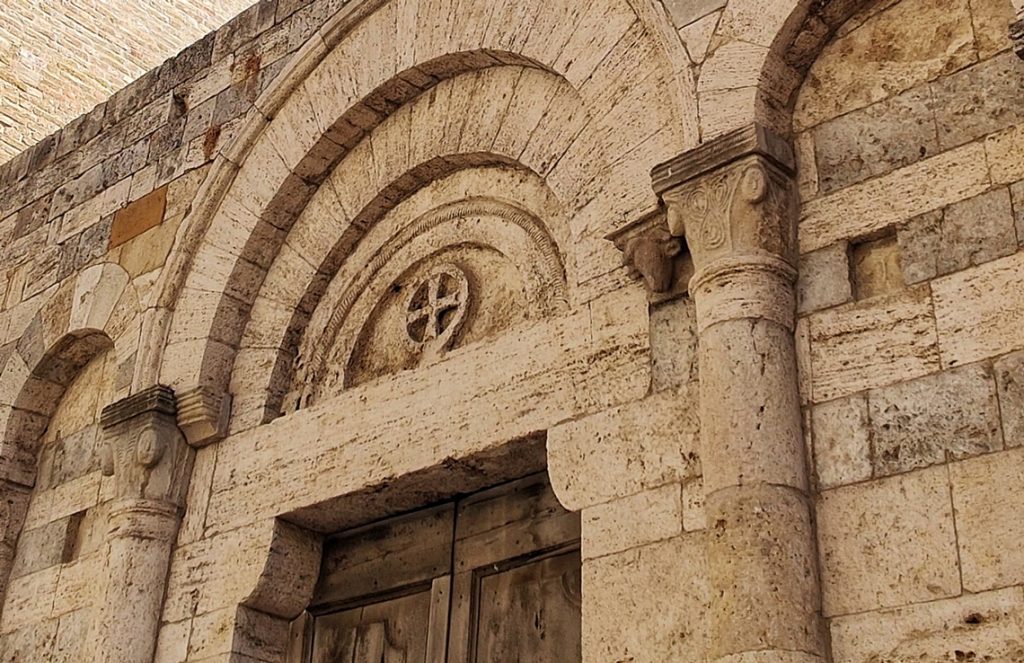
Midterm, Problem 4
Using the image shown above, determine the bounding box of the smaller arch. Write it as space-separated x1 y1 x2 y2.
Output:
0 262 132 605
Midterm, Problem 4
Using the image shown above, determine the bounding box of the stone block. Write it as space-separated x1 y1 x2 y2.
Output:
817 467 960 616
549 386 701 511
662 0 726 28
0 618 57 662
868 363 1002 477
811 394 871 490
950 448 1024 592
797 242 852 314
583 533 708 663
933 251 1024 367
897 209 942 284
800 141 990 254
986 123 1024 185
793 0 976 130
649 296 698 391
678 10 720 64
995 350 1024 448
582 483 682 560
850 233 903 300
9 515 81 579
896 185 1016 285
932 52 1024 151
153 619 190 663
0 566 60 633
808 286 940 402
50 609 92 663
109 186 167 248
812 86 939 193
938 189 1017 275
831 587 1024 662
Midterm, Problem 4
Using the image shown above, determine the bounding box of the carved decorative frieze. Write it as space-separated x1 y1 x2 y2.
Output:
100 385 191 506
176 385 232 447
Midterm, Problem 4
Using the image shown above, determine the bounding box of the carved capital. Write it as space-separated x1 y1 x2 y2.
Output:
177 386 231 448
608 213 693 302
653 125 797 273
100 386 192 506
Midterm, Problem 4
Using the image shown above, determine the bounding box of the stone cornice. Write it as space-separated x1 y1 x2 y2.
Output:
651 124 794 197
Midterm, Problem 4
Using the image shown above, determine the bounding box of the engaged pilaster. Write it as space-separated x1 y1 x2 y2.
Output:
96 386 192 663
651 125 825 663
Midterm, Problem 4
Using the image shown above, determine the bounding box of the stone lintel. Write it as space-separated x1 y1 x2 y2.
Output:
101 385 177 429
176 386 231 447
651 124 794 197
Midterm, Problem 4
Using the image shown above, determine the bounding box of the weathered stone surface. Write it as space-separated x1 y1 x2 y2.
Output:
547 385 701 511
800 141 991 254
808 286 940 402
812 86 938 193
817 466 960 616
831 586 1024 662
868 363 1003 477
582 483 683 560
996 350 1024 448
649 296 699 391
794 0 976 130
950 448 1024 592
849 233 903 300
109 186 167 248
583 533 708 663
932 52 1024 151
904 189 1018 279
797 242 852 314
811 394 871 489
933 251 1024 367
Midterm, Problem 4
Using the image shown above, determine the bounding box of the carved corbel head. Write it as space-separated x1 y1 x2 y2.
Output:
608 212 692 302
622 231 682 294
100 386 192 506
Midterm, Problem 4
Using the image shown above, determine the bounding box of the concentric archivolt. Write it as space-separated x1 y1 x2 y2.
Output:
290 197 569 406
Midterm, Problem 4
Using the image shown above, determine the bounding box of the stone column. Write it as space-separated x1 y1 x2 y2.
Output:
96 386 192 663
652 126 824 663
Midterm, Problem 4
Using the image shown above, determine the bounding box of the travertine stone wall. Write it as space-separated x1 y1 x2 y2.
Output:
0 0 259 162
0 0 1019 661
0 348 117 661
792 0 1024 659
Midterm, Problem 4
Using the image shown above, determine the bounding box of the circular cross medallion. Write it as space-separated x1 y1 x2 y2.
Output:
405 264 470 356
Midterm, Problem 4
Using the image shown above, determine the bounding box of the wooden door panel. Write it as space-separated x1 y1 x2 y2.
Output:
474 549 583 663
311 590 432 663
299 473 581 663
316 505 454 607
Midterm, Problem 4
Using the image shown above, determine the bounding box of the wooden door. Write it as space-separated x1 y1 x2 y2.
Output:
299 474 580 663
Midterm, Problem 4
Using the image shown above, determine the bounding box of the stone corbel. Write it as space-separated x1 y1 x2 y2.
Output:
99 385 191 507
608 212 694 303
176 385 232 447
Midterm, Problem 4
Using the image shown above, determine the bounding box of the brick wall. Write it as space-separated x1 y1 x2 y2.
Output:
0 0 259 163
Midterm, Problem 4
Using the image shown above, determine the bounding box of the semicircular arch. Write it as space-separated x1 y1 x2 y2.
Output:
153 0 695 406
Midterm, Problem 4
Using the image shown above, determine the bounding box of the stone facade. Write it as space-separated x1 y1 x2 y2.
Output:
0 0 1021 661
0 0 260 162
